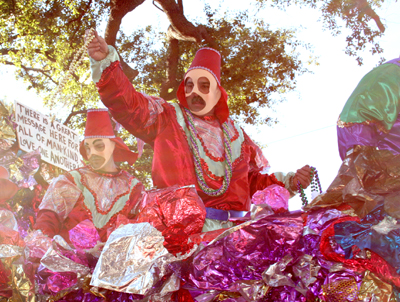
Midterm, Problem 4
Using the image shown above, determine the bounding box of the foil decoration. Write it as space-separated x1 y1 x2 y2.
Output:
0 150 17 167
16 149 41 188
371 216 400 234
305 145 400 218
10 262 35 302
37 236 91 298
321 278 358 301
187 213 303 291
262 254 295 288
68 219 101 251
0 244 24 258
136 185 206 236
24 229 52 261
39 162 64 185
0 209 18 231
304 208 345 236
0 101 16 150
91 222 197 295
233 280 269 301
251 184 290 212
8 157 24 183
40 235 90 276
292 254 320 292
358 270 393 302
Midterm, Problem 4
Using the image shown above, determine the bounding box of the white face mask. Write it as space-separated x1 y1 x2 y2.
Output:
84 138 115 170
185 69 221 116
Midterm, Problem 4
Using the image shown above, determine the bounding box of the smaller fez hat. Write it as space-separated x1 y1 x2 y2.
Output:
79 109 138 165
177 47 229 123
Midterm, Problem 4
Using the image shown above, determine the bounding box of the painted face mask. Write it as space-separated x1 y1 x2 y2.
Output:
84 138 115 170
185 69 221 116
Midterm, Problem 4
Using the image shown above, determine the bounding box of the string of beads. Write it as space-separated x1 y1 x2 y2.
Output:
297 166 322 206
183 108 233 196
49 28 96 106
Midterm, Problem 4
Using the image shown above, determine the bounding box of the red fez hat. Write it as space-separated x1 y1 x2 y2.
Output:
79 109 138 165
177 47 229 123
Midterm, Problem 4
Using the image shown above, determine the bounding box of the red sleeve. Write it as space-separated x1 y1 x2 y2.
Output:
96 61 170 144
248 171 285 197
34 210 62 238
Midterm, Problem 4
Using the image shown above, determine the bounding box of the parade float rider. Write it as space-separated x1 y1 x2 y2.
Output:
34 109 143 242
86 31 312 231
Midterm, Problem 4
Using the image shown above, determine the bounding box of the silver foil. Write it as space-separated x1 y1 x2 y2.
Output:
0 209 18 231
0 244 24 258
40 235 90 276
91 222 197 295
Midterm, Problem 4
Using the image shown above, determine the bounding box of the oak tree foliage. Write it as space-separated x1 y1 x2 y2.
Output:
0 0 387 186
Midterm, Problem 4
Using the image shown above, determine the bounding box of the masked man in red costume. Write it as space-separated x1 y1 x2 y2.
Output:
34 108 143 243
86 32 312 231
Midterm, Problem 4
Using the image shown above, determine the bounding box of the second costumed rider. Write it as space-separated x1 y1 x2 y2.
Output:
34 108 143 244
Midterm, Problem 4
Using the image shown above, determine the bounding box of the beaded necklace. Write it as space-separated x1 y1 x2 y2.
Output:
49 28 96 106
297 166 322 206
183 108 233 196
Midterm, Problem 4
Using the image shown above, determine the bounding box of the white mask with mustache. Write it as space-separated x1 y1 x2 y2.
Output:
84 138 115 170
185 69 221 116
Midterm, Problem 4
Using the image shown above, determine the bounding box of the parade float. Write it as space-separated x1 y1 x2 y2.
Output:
1 30 400 302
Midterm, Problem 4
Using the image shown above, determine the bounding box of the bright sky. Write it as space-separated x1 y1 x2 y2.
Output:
1 0 399 210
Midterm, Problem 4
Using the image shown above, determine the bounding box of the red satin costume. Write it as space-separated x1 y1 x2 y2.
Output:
34 166 143 242
96 61 283 212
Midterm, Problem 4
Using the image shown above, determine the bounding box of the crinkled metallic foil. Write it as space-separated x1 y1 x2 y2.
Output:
40 236 90 276
39 162 64 185
16 149 40 188
10 262 35 302
188 213 303 291
251 184 290 212
0 150 16 166
9 158 24 183
0 244 24 258
194 290 220 302
232 280 269 301
24 229 52 260
68 219 101 251
358 270 393 302
0 209 18 231
371 216 400 235
0 119 15 141
136 185 206 236
0 243 34 302
262 254 295 288
304 208 345 236
305 145 400 218
91 222 197 295
292 254 320 289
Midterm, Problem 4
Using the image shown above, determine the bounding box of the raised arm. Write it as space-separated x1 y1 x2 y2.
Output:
86 31 169 144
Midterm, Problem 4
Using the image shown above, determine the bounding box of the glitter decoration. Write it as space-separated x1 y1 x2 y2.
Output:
322 279 358 302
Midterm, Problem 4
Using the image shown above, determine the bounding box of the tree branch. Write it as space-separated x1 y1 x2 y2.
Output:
160 37 179 100
103 0 145 82
4 61 58 85
63 109 87 126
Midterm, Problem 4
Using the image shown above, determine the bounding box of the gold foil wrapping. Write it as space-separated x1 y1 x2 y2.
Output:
305 145 400 218
358 271 394 302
